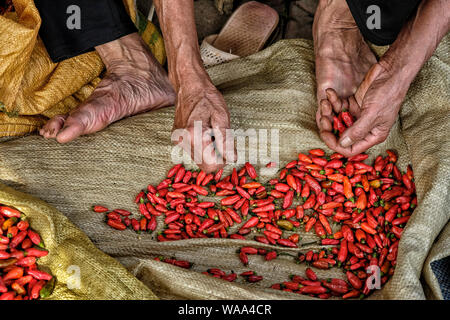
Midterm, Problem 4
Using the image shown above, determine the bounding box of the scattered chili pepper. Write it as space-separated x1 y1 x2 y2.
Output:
93 149 415 300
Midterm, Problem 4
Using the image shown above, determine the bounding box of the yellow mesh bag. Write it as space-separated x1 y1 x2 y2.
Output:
0 0 165 137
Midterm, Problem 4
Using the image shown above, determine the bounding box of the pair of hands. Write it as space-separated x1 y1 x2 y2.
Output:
317 61 408 157
174 60 407 173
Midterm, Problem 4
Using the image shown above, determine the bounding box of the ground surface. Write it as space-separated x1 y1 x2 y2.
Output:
137 0 318 43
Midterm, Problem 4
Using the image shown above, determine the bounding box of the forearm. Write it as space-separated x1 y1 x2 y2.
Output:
154 0 210 91
381 0 450 83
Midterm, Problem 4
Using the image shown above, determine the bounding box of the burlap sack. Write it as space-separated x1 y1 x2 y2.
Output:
0 35 449 299
0 183 157 299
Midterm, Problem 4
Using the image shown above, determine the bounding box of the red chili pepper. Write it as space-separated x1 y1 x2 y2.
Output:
229 234 246 240
308 148 324 157
321 280 348 294
252 204 275 213
304 217 316 232
0 235 9 245
157 179 171 190
92 205 109 213
240 247 258 255
28 280 45 300
283 281 300 290
312 259 330 269
347 154 368 162
244 162 257 179
277 238 297 248
300 285 327 295
220 195 241 206
212 168 223 182
199 173 213 186
222 273 237 282
167 164 182 178
205 223 224 234
336 239 347 263
286 174 297 190
15 221 28 233
355 192 367 211
26 269 52 281
10 231 27 249
305 175 321 194
3 266 23 281
239 217 257 230
303 194 316 210
107 212 121 221
341 110 354 127
139 217 147 231
224 208 241 223
195 202 214 209
138 203 151 219
112 209 131 217
321 239 340 245
273 183 288 193
146 216 157 232
297 153 312 164
342 176 354 200
195 170 206 186
282 190 294 209
235 186 250 200
24 248 48 258
107 219 126 230
239 251 249 266
246 275 263 283
314 221 326 238
230 168 238 186
198 219 214 233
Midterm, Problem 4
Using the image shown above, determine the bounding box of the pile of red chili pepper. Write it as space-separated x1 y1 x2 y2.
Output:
95 148 416 299
0 205 54 300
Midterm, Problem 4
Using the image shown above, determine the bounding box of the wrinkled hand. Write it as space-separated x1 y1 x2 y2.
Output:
172 83 235 173
318 62 408 157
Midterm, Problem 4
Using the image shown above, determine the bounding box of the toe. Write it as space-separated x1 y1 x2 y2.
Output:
40 115 67 139
56 117 86 144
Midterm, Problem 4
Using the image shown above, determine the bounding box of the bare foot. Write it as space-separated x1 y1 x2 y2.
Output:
40 33 175 143
313 0 377 132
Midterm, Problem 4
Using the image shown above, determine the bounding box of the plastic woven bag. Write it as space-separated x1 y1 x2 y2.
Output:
0 183 157 300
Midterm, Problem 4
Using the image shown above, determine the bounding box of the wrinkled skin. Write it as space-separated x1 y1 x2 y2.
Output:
155 0 235 172
41 0 449 166
42 0 234 173
172 82 234 173
318 62 405 157
40 33 175 143
313 0 377 139
316 0 450 157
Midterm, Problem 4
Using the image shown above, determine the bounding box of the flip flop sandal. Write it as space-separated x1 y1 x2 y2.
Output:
200 1 279 68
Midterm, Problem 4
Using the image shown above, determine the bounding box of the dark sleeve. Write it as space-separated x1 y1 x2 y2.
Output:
345 0 421 46
35 0 137 63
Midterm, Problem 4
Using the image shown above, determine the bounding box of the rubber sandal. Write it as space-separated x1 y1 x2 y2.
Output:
200 1 279 68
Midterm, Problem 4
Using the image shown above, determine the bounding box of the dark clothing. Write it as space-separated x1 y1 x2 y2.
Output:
35 0 422 63
34 0 136 62
346 0 421 45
